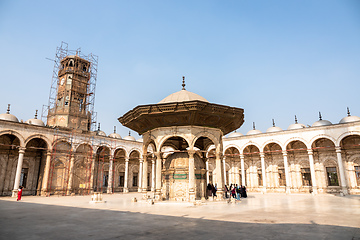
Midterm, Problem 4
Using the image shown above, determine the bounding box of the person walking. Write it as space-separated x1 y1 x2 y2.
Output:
17 186 23 201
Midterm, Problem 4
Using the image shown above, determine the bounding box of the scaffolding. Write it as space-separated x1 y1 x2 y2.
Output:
42 41 98 131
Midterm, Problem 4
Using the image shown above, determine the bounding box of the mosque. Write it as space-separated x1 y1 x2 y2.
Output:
0 46 359 201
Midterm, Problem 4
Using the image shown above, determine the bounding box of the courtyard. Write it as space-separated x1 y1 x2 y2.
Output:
0 192 359 239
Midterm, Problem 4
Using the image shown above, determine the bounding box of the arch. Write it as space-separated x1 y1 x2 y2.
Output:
128 148 141 159
158 135 190 151
75 143 93 153
336 131 360 146
191 131 220 150
24 134 51 150
309 134 336 148
223 144 241 154
241 142 261 153
0 130 25 147
261 139 285 152
284 137 310 150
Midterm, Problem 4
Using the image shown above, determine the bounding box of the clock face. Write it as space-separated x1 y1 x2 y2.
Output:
60 78 65 85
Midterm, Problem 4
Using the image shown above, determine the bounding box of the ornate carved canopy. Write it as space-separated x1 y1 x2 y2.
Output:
118 100 244 135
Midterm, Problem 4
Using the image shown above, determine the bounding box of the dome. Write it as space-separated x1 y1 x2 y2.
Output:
25 110 44 126
158 89 208 104
266 126 282 133
137 138 143 142
312 119 332 127
123 135 136 141
339 108 360 124
228 131 243 138
0 113 19 122
0 105 19 122
26 118 45 126
287 123 306 130
247 129 262 135
97 130 106 136
340 115 360 124
108 133 121 139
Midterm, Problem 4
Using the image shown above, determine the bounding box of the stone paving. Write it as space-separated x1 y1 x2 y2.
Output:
0 193 359 240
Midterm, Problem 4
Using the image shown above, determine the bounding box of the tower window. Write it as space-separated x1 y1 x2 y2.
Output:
83 65 87 72
69 60 74 67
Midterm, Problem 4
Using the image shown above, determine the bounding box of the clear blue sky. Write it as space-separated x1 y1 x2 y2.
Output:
0 0 359 139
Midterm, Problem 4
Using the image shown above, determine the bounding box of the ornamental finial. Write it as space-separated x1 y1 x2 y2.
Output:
253 122 256 130
182 76 186 90
295 115 298 124
35 110 38 119
6 104 10 114
272 119 275 127
114 126 116 133
318 111 322 120
98 123 101 131
347 107 351 117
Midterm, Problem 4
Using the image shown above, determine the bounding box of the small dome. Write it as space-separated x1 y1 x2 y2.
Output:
287 123 306 130
312 120 332 127
228 131 243 138
26 118 45 126
340 115 360 124
0 105 19 122
109 133 122 139
137 138 143 142
97 130 106 136
123 135 136 141
158 90 208 104
247 129 262 135
266 126 282 133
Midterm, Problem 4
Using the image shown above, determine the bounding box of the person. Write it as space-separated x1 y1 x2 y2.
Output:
212 183 217 197
224 184 229 198
207 183 212 198
236 184 241 200
241 185 247 198
231 185 236 199
17 186 23 201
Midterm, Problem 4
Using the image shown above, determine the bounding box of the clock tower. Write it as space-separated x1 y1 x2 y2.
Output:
47 55 92 131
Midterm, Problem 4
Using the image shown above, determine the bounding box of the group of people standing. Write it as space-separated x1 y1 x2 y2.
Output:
225 184 247 200
206 183 247 200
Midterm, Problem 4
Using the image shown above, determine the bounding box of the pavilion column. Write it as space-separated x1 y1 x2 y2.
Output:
12 147 26 197
89 153 96 193
260 152 267 193
66 154 75 195
142 156 148 194
335 147 348 195
138 159 143 192
107 155 114 193
188 150 196 201
240 154 245 186
205 158 210 184
282 151 291 194
155 152 162 200
151 159 156 192
222 157 227 186
307 150 318 194
124 157 129 193
215 150 224 199
41 151 52 196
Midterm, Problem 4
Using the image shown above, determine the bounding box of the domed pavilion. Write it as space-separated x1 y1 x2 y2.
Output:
119 77 244 201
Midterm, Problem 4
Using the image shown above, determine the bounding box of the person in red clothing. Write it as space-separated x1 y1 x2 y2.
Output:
17 186 23 201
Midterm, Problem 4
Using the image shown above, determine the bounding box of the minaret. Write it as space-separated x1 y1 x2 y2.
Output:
47 54 91 130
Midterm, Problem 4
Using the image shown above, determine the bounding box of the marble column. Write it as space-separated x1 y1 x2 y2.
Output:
41 151 52 196
142 156 148 193
307 149 318 194
335 147 348 195
215 151 223 199
188 150 196 201
89 153 96 193
260 152 267 193
222 157 227 186
282 151 291 194
151 159 156 192
124 157 129 193
66 154 75 195
155 152 162 200
205 158 210 184
107 155 114 193
138 159 143 192
240 154 245 186
12 147 26 197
